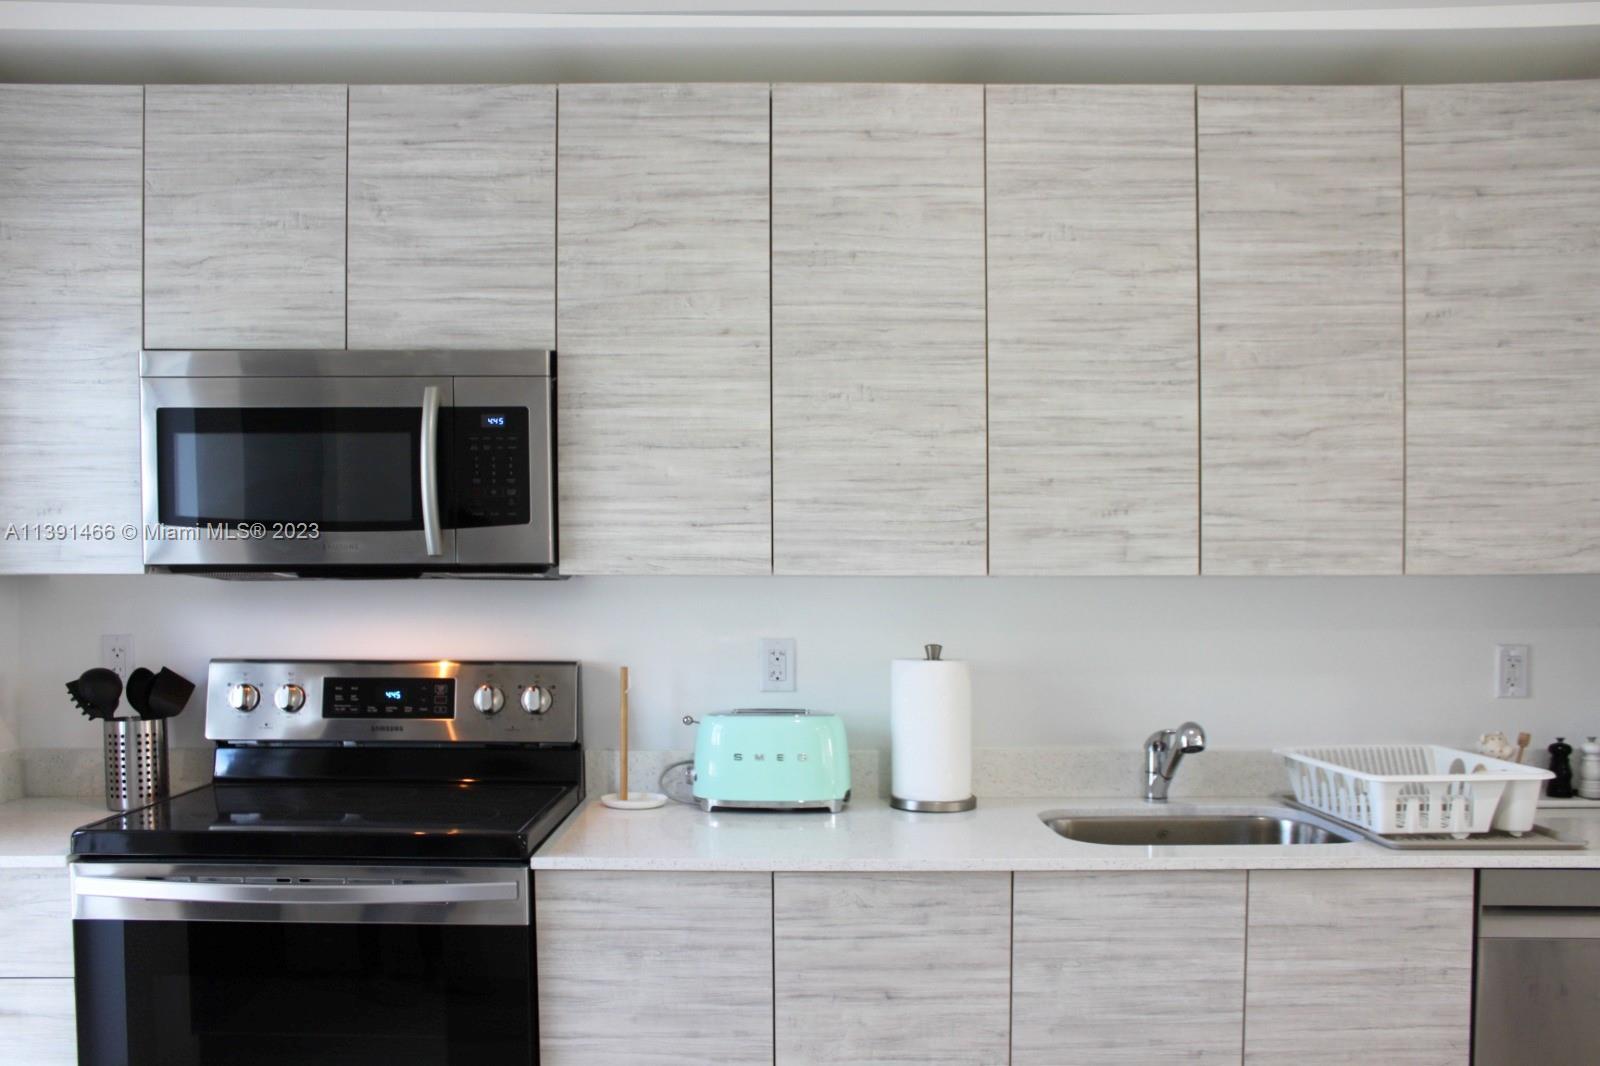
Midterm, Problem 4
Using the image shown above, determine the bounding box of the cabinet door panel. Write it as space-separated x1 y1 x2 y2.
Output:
987 85 1199 575
1199 86 1404 574
0 979 75 1066
535 871 773 1066
0 85 142 573
144 84 346 349
774 872 1010 1066
0 869 71 978
772 84 987 575
1012 871 1245 1065
348 84 555 348
1405 82 1600 574
1245 869 1472 1065
558 84 772 574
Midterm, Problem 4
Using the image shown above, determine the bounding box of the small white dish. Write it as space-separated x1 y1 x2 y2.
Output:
601 791 667 810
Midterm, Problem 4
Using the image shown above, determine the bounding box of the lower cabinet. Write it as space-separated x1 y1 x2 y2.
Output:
0 867 75 1065
534 870 774 1066
1012 871 1247 1064
773 872 1011 1066
0 979 76 1066
1244 869 1473 1066
535 867 1474 1065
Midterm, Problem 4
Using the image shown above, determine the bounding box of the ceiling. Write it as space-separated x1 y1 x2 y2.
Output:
4 1 1599 83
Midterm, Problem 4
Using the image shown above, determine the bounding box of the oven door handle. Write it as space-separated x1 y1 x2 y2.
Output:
420 383 444 557
75 877 519 906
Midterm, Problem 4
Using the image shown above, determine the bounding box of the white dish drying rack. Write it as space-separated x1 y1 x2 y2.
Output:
1278 745 1553 839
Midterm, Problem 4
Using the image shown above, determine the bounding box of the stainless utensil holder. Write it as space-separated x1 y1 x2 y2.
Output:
103 718 169 812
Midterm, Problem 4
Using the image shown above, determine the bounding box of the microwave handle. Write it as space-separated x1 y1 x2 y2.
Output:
420 384 443 557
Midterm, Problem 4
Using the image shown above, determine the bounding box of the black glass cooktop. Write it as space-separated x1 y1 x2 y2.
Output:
70 781 580 862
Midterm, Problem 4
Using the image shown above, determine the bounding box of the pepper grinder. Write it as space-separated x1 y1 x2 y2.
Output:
1580 738 1600 800
1547 737 1576 799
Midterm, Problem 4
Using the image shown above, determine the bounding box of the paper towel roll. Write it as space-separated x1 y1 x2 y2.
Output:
891 653 974 809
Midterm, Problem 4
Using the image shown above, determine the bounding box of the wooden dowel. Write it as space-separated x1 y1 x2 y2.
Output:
619 666 630 801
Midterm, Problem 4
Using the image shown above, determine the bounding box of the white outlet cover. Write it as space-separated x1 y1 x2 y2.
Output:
761 637 796 693
1496 644 1530 699
101 633 133 680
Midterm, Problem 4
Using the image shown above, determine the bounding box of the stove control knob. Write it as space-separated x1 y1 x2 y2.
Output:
520 686 553 715
274 684 306 713
227 683 260 713
473 684 505 715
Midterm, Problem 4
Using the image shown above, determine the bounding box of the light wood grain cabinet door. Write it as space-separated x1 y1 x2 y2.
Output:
348 84 555 349
773 872 1011 1066
0 979 76 1066
1405 82 1600 574
1012 870 1246 1065
1244 869 1473 1066
1198 86 1404 575
144 84 347 349
987 85 1199 576
771 84 987 575
535 871 773 1066
0 85 143 574
0 869 72 978
557 84 772 574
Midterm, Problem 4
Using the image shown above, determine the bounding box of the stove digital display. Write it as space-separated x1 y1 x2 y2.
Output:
323 677 456 719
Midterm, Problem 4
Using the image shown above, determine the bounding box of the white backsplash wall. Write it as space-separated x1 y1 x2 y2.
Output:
4 573 1599 760
9 573 1600 755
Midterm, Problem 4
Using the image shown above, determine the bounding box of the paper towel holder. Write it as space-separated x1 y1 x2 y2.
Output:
890 642 977 814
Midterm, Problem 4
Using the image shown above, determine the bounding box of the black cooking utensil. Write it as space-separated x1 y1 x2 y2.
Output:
124 667 156 718
141 667 196 720
66 667 123 720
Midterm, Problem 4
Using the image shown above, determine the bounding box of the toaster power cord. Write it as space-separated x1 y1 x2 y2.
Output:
659 760 697 806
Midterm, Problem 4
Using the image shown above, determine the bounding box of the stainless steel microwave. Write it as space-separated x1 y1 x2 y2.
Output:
139 350 556 576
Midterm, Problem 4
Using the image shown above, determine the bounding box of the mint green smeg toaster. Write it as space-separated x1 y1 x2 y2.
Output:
691 710 851 813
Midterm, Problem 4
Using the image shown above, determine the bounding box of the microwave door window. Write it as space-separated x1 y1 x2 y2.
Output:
157 408 425 532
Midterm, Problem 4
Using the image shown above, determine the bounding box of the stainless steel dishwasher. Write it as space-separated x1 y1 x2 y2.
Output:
1475 870 1600 1066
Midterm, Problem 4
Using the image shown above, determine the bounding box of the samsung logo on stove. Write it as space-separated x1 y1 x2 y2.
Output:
370 724 405 733
732 753 808 762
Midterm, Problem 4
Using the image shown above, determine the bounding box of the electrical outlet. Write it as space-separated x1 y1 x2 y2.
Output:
101 633 132 681
761 638 796 693
1496 644 1530 699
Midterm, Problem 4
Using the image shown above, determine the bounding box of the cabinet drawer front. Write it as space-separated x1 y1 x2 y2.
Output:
0 868 71 978
775 871 1011 1066
1013 870 1246 1065
535 870 773 1066
0 978 76 1066
1245 868 1472 1065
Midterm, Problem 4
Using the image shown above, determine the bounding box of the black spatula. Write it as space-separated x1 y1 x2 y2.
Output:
66 668 123 720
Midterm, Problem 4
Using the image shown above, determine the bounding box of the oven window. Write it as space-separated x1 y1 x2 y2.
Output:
76 919 534 1066
156 408 426 531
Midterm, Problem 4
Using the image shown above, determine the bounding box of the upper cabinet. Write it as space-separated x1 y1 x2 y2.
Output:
1404 82 1600 575
1198 86 1405 575
771 84 988 575
144 85 347 350
987 85 1199 576
0 85 143 574
348 85 555 349
557 84 772 574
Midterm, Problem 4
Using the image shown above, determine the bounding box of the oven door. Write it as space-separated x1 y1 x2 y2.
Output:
72 862 535 1066
141 377 456 569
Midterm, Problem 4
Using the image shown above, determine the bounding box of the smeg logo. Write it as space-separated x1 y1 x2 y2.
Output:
731 752 809 763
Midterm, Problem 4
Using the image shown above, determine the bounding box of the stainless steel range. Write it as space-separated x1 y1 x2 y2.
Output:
69 657 582 1066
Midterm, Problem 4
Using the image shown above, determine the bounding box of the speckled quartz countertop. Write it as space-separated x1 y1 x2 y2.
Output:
0 798 109 867
532 795 1600 872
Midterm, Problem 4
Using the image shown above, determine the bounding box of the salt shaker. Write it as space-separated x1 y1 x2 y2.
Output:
1580 738 1600 800
1548 737 1576 799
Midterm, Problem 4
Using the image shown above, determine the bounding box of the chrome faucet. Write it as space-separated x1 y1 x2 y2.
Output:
1144 722 1207 802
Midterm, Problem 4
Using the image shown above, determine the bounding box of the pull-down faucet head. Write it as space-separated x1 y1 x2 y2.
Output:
1144 722 1207 802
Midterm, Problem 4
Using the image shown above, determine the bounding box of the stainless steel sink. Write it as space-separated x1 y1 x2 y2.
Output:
1040 810 1358 846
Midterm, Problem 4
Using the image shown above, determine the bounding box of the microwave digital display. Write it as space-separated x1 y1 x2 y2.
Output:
323 677 456 719
480 414 507 428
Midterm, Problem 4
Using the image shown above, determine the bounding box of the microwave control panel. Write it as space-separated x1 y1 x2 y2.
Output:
453 407 530 529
